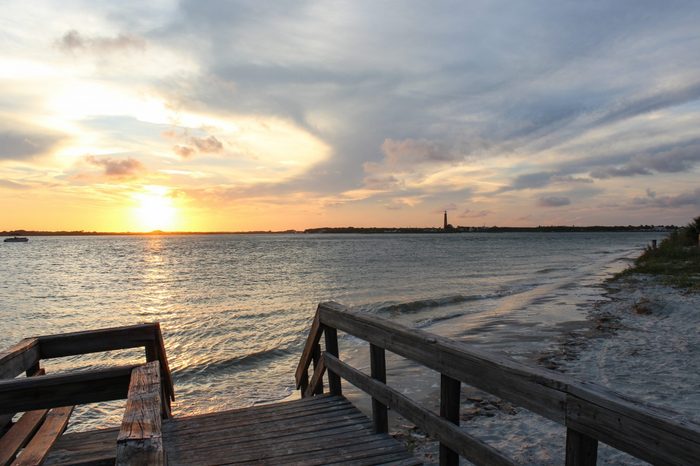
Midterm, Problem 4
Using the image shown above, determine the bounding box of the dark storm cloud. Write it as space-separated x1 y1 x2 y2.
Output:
0 131 64 160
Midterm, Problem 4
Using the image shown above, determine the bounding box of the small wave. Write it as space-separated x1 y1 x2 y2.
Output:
357 293 498 315
174 347 291 381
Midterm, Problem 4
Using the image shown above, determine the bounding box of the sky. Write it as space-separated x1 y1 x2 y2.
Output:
2 0 700 232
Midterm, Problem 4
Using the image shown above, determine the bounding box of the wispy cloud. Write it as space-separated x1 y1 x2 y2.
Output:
57 30 145 53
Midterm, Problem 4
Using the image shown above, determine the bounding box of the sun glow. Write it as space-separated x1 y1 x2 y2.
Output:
132 186 177 232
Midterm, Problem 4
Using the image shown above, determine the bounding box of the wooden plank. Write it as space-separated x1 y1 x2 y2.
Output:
0 364 44 440
440 374 460 466
11 406 73 466
311 343 323 395
116 362 164 466
304 355 327 398
44 427 118 466
164 394 343 429
324 353 515 466
0 365 137 414
295 312 323 388
166 418 373 456
153 323 175 403
370 343 388 434
318 301 569 423
324 326 342 396
0 410 48 466
566 390 700 466
166 406 367 442
565 428 598 466
0 339 40 380
36 324 158 359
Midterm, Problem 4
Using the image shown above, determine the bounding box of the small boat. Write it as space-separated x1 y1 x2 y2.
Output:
4 236 29 242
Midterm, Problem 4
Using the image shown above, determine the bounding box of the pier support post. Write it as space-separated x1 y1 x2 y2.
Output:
566 428 598 466
311 344 324 395
439 374 460 466
369 344 388 433
324 327 342 396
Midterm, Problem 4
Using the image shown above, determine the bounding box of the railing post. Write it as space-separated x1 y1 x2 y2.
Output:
324 327 342 396
439 374 460 466
311 343 324 395
566 428 598 466
369 344 388 433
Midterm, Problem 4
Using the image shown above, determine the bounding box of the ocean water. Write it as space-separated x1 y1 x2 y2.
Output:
0 232 660 430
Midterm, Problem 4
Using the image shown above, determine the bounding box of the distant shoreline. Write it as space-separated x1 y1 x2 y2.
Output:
1 225 676 237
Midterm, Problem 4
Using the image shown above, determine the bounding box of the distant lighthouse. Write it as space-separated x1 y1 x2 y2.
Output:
443 210 448 230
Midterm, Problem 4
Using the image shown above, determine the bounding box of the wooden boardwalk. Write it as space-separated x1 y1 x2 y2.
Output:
44 395 418 466
4 304 700 465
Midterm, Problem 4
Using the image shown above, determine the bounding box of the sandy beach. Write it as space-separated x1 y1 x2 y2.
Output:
390 272 700 465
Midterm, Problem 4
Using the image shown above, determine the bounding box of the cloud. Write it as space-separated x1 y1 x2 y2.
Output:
381 138 459 168
502 172 594 191
173 145 195 159
0 179 30 190
0 131 64 160
172 136 223 158
190 135 223 153
590 142 700 179
57 30 145 53
538 196 571 207
459 209 491 218
632 188 700 208
85 156 145 179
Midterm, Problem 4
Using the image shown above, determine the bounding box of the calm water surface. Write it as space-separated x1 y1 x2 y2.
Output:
0 232 659 429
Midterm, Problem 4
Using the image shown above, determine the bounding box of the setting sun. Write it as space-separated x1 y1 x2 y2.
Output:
132 186 177 232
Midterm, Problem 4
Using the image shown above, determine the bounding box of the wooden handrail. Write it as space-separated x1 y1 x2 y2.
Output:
294 312 323 392
116 362 165 465
0 365 139 414
0 338 40 380
324 353 515 466
0 323 175 408
300 301 700 466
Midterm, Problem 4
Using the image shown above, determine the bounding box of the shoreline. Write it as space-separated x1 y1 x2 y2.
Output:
387 272 700 464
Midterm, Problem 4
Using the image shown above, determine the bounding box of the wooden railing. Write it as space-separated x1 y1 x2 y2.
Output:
0 323 174 422
296 301 700 466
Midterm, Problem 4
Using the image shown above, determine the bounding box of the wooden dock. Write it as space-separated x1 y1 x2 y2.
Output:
44 395 417 465
2 302 700 465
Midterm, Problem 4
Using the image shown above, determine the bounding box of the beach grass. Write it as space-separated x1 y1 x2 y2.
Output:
618 216 700 290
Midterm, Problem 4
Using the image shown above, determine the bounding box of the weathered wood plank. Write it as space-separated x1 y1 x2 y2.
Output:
163 394 343 430
324 353 515 466
166 418 373 456
324 325 342 396
36 324 157 359
565 428 598 466
304 354 327 398
166 407 367 443
440 374 460 466
0 410 48 466
0 339 40 380
566 390 700 466
318 301 569 423
11 406 73 466
116 362 164 466
44 427 118 466
295 312 323 388
0 365 137 414
370 343 388 434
